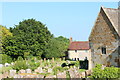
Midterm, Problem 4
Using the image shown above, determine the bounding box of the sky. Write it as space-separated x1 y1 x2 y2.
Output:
0 2 118 41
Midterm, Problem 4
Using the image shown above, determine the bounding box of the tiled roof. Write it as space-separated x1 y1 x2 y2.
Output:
68 41 90 50
102 7 120 36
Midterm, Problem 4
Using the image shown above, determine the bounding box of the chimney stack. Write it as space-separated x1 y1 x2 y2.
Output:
69 37 73 43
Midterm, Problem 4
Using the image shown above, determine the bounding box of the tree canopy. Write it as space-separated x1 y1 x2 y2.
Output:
0 25 13 40
2 19 69 61
3 19 52 59
44 36 69 58
0 25 13 63
0 25 13 53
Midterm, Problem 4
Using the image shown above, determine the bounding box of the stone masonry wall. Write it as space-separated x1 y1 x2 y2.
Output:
89 9 119 68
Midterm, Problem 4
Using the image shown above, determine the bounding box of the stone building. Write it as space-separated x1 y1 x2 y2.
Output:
67 37 91 61
89 7 120 68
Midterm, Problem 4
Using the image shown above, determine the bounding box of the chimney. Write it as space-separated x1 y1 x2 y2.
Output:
69 37 73 43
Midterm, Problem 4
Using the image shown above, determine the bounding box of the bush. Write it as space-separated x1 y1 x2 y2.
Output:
89 64 120 78
12 58 28 71
74 61 79 67
0 66 12 74
69 61 79 67
28 61 40 71
79 69 85 72
53 66 64 75
66 71 70 78
0 54 12 64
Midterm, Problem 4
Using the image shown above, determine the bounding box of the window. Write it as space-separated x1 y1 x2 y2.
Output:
101 47 106 54
75 50 77 52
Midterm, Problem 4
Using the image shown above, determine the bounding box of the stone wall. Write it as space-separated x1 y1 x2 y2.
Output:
89 8 119 68
0 69 92 79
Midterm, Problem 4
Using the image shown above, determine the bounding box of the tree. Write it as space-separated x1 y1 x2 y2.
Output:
44 36 69 58
3 19 52 59
0 25 13 54
0 25 13 63
0 25 13 39
0 54 12 64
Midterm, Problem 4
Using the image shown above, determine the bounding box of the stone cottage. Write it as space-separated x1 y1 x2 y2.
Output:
89 7 120 68
67 37 91 61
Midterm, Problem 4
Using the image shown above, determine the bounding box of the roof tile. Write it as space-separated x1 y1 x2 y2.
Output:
68 41 89 50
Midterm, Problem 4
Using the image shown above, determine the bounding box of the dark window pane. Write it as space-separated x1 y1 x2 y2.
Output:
101 47 106 54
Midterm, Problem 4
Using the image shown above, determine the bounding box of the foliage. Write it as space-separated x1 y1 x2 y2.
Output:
12 57 28 71
0 66 12 74
28 61 40 71
53 66 69 75
53 66 63 75
66 71 70 78
89 64 120 78
44 36 69 58
0 54 12 64
23 52 30 59
71 61 79 67
0 25 13 40
39 73 51 77
3 19 52 59
78 69 86 72
0 25 12 57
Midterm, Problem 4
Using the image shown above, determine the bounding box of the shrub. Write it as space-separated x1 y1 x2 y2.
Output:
66 71 70 78
69 61 79 67
0 54 12 64
74 61 79 67
0 66 12 74
12 59 28 71
89 64 120 78
79 69 86 72
28 61 40 71
53 66 65 75
63 67 69 71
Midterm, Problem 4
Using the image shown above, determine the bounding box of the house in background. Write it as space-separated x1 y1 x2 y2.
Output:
89 7 120 68
67 37 91 61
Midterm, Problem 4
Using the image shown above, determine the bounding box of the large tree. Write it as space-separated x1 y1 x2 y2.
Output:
3 19 52 59
0 25 13 54
0 25 13 63
0 25 13 40
44 36 69 58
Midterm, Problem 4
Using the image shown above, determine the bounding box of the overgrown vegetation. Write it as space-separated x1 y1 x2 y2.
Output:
0 66 12 74
0 54 12 64
12 57 28 71
89 64 120 78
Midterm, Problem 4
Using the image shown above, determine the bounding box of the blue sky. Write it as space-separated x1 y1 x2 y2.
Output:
1 2 118 41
